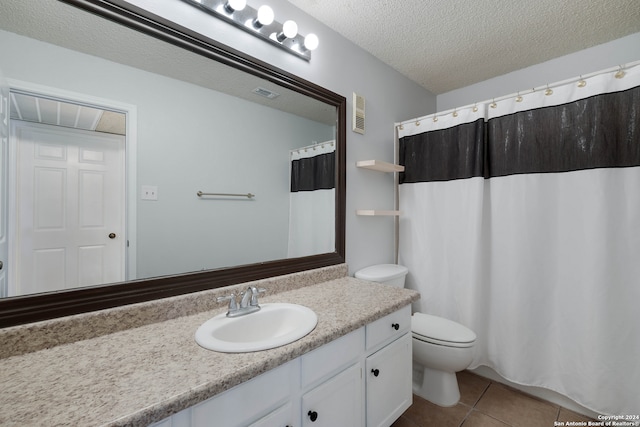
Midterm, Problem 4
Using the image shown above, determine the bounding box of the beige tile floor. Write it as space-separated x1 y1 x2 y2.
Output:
392 371 595 427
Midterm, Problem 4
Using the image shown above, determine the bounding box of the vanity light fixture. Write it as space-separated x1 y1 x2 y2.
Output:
183 0 319 61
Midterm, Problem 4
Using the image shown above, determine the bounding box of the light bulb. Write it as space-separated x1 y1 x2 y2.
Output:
224 0 246 13
282 20 298 38
303 33 319 51
276 20 298 42
255 5 274 27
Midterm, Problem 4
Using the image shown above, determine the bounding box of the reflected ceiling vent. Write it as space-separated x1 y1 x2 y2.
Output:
352 92 365 134
252 87 280 100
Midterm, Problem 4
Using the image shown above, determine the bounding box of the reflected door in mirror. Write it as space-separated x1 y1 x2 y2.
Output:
11 121 125 296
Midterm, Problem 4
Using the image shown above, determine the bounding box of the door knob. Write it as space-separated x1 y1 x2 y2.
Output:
108 233 116 239
391 323 400 330
0 260 3 270
371 368 380 377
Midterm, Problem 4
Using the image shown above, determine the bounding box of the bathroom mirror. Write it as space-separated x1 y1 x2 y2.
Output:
0 0 346 327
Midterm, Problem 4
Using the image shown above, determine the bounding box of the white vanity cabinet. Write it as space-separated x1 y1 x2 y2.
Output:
150 305 412 427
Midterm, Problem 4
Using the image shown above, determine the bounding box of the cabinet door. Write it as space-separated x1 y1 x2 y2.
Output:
302 363 363 427
366 333 412 427
249 402 294 427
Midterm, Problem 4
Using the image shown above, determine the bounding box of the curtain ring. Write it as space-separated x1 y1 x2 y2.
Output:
433 116 438 122
452 110 458 117
472 104 478 112
398 124 404 130
415 120 420 126
490 99 497 109
545 85 553 96
515 92 523 102
614 66 626 79
577 76 587 87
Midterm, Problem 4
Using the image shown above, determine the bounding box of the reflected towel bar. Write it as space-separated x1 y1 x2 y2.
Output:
197 191 255 199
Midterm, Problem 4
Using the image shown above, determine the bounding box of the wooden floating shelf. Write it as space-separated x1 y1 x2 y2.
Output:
356 210 402 216
356 160 405 173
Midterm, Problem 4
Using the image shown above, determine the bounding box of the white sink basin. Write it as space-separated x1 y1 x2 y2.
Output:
195 303 318 353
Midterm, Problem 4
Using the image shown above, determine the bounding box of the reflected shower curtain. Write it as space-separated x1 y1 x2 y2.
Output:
287 141 335 258
398 63 640 415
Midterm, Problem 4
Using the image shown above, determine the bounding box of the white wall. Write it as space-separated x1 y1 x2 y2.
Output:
122 0 438 275
437 32 640 111
0 29 334 279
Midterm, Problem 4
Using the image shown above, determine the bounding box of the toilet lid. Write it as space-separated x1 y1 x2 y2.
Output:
412 313 476 345
354 264 408 282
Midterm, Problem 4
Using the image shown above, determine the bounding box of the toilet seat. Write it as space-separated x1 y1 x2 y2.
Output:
412 313 476 348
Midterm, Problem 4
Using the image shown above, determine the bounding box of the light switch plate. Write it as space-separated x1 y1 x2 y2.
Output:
141 185 158 200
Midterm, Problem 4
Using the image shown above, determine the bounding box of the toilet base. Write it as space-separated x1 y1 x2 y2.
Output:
413 366 461 407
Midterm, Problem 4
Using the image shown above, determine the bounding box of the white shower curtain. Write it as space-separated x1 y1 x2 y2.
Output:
287 141 335 258
398 62 640 415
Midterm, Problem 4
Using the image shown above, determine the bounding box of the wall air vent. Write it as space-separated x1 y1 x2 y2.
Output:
352 92 365 134
252 87 280 99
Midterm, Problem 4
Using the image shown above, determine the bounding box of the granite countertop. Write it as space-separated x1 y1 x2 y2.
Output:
0 276 419 426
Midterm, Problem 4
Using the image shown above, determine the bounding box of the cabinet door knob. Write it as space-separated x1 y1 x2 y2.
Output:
308 410 318 422
391 323 400 330
371 368 380 377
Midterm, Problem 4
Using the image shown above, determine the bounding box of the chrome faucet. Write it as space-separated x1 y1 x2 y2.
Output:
217 286 266 317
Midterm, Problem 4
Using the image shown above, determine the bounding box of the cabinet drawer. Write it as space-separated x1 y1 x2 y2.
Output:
365 305 411 351
191 359 297 427
301 327 364 389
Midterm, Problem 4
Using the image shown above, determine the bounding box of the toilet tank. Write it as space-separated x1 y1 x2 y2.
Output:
354 264 409 288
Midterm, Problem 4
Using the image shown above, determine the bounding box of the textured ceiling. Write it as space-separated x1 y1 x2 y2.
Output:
287 0 640 94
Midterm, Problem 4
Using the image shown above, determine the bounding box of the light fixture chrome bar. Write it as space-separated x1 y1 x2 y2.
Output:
181 0 313 61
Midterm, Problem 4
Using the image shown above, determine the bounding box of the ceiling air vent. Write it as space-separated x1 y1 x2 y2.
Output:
252 87 280 99
352 92 365 134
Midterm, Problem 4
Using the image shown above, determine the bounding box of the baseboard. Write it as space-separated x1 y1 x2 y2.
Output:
470 366 600 419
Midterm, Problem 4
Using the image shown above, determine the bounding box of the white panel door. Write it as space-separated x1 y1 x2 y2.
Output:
12 121 124 295
0 68 8 296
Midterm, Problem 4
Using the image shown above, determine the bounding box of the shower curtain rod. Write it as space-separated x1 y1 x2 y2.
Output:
396 60 640 129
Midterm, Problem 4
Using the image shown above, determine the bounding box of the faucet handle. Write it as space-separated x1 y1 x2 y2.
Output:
216 293 238 312
250 287 266 306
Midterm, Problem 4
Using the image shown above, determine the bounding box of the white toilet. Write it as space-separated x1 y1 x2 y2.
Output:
355 264 476 407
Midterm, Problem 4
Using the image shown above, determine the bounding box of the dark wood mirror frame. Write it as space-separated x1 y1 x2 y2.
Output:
0 0 346 328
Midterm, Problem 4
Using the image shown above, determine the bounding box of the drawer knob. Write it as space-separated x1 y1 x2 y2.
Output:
392 323 400 330
308 410 318 422
371 368 380 377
